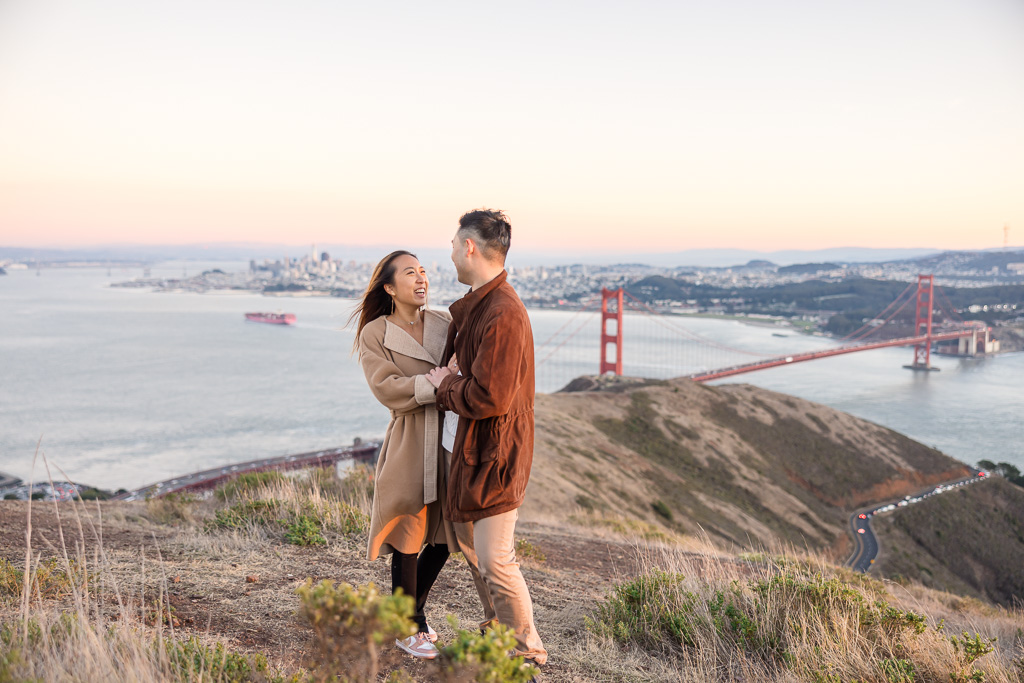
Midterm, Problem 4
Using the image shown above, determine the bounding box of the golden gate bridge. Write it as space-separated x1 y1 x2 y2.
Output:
533 274 996 389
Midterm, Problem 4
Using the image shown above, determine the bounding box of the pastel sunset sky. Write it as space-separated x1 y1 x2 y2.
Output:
1 0 1021 253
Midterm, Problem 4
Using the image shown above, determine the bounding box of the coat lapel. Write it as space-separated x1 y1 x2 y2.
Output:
382 310 448 365
421 310 448 365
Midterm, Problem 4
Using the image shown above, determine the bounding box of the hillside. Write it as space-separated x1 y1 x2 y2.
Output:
4 378 1024 681
3 469 1024 682
526 376 970 561
871 476 1024 605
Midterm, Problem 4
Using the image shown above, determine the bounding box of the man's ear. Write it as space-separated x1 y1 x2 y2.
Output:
463 237 477 257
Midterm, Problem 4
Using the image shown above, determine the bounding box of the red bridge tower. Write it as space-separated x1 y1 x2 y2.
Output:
600 288 623 375
905 274 937 372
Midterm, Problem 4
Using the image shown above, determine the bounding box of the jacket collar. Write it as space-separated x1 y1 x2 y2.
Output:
450 270 507 327
383 309 447 365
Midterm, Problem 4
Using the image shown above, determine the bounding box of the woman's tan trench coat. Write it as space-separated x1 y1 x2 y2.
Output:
358 309 457 560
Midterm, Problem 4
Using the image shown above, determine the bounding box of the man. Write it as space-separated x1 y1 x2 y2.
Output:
426 208 547 668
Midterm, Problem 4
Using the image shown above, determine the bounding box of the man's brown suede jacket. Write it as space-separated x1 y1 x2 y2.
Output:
436 270 535 523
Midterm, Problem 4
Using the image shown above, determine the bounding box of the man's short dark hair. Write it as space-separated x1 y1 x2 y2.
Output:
458 209 511 263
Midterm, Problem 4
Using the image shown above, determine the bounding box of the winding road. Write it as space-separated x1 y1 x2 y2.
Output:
845 471 989 572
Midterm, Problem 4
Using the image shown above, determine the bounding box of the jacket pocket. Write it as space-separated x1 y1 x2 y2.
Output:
462 416 501 466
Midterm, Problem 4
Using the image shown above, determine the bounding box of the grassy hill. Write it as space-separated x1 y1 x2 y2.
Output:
3 377 1023 681
526 376 970 560
872 476 1024 606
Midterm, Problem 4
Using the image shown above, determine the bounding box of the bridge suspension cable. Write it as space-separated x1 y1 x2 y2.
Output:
838 281 917 342
536 302 596 369
845 293 915 342
621 291 767 357
935 287 964 324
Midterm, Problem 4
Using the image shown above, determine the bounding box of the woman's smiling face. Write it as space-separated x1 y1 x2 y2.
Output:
387 254 428 308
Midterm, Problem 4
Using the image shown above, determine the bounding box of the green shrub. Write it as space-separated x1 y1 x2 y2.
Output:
588 569 696 647
215 471 286 501
206 499 283 532
0 558 82 604
206 497 366 545
296 579 414 682
515 539 546 563
76 487 111 501
284 514 326 546
589 566 931 674
163 635 273 682
1 617 299 682
948 631 995 683
651 499 673 521
880 657 916 682
438 618 536 683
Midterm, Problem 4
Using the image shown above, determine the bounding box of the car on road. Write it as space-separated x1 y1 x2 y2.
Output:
857 528 866 534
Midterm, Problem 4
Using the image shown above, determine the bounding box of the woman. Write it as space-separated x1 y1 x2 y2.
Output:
351 250 455 660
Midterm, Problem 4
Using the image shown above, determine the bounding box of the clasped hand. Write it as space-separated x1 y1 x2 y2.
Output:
426 354 459 388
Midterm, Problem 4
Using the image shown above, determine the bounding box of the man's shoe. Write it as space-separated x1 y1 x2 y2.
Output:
395 632 439 659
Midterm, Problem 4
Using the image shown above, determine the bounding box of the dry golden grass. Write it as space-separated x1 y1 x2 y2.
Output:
565 545 1024 683
4 459 1023 682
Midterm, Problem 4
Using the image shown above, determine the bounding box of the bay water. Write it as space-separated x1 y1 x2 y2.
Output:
1 262 1020 490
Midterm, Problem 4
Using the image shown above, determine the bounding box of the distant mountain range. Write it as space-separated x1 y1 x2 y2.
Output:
2 243 1021 269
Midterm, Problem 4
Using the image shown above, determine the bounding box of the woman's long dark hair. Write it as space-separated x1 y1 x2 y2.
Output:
349 250 417 352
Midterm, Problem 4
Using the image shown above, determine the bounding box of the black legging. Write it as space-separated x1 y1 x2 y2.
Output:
391 543 450 632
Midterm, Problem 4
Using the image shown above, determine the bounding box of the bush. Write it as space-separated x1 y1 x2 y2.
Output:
205 498 367 546
163 635 275 682
438 618 536 683
0 558 82 604
145 492 199 526
296 579 414 682
880 657 916 683
284 514 326 546
515 539 546 563
295 580 537 683
76 487 110 501
215 471 287 501
588 569 694 648
206 500 283 532
948 631 995 683
589 565 932 677
651 499 673 521
1 615 300 682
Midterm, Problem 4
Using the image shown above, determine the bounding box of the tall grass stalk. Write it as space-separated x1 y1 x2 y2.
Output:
1 453 286 682
579 545 1024 683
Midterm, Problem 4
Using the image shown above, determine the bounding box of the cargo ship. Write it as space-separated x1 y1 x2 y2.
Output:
245 312 296 325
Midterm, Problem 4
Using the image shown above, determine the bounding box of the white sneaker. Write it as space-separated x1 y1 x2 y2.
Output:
396 632 439 659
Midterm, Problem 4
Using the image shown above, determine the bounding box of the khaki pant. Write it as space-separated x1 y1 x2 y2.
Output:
445 450 547 665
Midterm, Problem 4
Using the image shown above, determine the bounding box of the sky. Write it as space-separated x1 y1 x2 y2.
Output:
1 0 1022 254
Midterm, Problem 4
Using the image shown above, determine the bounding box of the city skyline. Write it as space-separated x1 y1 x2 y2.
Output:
1 0 1021 251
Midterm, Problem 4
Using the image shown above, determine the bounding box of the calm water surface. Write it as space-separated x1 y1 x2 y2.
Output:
1 263 1020 489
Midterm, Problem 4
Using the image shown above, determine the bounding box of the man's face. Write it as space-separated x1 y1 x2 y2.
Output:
451 229 471 285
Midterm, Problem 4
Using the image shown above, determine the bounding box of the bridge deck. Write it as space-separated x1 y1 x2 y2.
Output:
690 330 977 382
